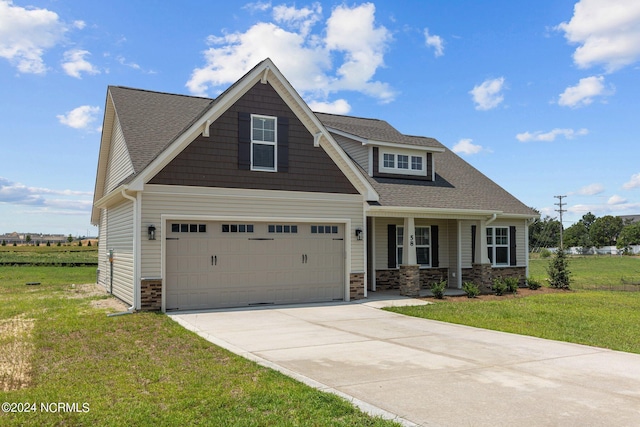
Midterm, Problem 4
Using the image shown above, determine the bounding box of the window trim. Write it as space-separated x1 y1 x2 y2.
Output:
379 149 426 176
250 114 277 172
396 226 431 267
487 226 509 266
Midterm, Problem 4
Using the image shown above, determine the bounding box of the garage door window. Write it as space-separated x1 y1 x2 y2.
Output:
311 225 339 234
268 225 298 233
222 224 254 233
172 223 207 233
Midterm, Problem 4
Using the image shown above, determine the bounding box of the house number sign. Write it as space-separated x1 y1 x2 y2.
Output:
410 235 414 246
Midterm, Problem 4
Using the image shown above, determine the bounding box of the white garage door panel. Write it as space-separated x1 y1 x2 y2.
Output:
166 221 345 310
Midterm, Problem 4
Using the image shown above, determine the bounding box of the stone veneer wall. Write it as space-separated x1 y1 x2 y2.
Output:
462 265 527 293
376 268 450 290
350 272 365 300
140 278 162 311
419 268 449 289
398 265 420 297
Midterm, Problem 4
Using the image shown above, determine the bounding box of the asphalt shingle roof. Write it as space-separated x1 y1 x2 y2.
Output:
106 83 535 217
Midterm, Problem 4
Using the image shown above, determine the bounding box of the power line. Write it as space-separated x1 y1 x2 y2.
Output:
554 195 567 249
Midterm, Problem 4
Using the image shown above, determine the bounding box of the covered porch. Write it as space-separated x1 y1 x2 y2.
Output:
365 209 530 297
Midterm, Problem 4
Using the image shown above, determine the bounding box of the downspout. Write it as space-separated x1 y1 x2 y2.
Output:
485 213 498 226
121 188 138 312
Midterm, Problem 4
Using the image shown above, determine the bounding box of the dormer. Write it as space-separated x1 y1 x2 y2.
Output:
315 112 445 181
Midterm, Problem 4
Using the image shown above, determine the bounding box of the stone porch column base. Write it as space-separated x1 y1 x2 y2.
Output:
399 265 420 297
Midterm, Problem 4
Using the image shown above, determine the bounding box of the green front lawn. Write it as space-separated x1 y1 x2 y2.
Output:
0 266 398 427
386 290 640 354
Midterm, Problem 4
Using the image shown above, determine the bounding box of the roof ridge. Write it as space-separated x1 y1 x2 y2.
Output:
109 85 214 101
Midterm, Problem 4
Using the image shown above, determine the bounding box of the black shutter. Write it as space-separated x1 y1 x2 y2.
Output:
471 225 476 264
509 226 517 266
387 224 396 268
277 117 289 172
238 112 251 170
431 225 439 267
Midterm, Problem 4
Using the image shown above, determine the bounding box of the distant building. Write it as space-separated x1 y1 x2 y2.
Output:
0 232 69 245
619 215 640 224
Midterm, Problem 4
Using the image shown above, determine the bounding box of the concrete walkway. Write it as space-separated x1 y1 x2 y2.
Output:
170 294 640 426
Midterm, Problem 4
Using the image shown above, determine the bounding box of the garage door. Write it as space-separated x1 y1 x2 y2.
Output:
165 221 345 310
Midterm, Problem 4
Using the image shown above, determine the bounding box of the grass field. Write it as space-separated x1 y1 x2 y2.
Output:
0 265 398 426
0 246 98 265
529 255 640 290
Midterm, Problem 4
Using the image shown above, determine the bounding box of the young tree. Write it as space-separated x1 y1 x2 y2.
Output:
547 249 571 289
617 223 640 250
1 240 5 246
67 234 73 243
25 234 31 245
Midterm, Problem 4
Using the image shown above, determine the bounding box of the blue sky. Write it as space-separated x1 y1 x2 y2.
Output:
1 0 639 236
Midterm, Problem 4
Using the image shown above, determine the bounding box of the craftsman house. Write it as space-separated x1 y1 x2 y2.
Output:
92 58 537 312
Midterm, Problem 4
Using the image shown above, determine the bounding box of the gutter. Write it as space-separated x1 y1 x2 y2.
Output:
485 213 498 225
120 188 138 313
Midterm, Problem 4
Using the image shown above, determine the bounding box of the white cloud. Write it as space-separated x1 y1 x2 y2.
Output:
516 128 588 142
469 77 505 111
308 99 351 114
0 0 68 74
56 105 100 130
608 195 627 205
73 20 86 30
623 173 640 190
243 1 272 12
273 2 322 37
575 183 605 196
424 28 444 57
452 138 483 155
557 0 640 72
0 176 92 210
186 3 395 105
61 49 99 78
558 75 612 108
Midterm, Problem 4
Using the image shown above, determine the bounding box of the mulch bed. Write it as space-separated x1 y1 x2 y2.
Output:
426 286 569 302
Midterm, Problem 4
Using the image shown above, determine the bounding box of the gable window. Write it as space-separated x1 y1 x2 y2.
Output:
383 153 395 168
487 227 509 266
396 226 430 267
251 115 277 171
379 150 426 176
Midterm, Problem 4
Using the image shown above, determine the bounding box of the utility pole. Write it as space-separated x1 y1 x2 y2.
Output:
554 195 567 249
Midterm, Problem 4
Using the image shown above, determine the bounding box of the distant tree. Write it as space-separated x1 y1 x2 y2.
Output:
46 241 51 247
529 214 561 249
87 241 92 247
1 240 5 246
36 241 40 246
25 235 31 245
617 223 640 249
67 234 73 243
590 215 624 247
56 242 61 247
78 240 82 247
564 221 591 250
13 242 17 246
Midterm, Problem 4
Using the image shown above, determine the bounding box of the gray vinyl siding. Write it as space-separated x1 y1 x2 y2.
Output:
333 134 368 171
139 185 364 278
104 117 134 194
460 220 474 268
97 208 108 288
106 200 134 305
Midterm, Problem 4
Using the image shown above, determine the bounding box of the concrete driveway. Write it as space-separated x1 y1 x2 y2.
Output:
170 294 640 427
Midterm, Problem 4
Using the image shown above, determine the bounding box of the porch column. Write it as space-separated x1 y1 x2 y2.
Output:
399 216 420 297
479 220 491 264
475 219 493 292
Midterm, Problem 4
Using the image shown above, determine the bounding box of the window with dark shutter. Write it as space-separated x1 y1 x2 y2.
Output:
277 117 289 172
509 226 517 266
431 225 439 267
238 112 251 170
387 224 396 268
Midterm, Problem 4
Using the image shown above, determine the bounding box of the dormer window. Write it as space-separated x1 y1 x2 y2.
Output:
379 149 426 177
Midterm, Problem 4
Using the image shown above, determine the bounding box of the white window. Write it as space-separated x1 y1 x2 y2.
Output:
397 155 409 169
487 227 509 266
383 153 395 168
396 226 430 267
251 115 277 171
380 150 426 176
411 156 423 170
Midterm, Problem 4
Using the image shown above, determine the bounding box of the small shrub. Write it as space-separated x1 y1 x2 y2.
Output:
12 242 16 246
78 240 83 247
527 277 541 290
87 241 92 247
56 242 61 247
462 282 480 298
1 240 5 246
430 280 447 299
492 278 507 296
540 248 551 258
46 240 51 246
503 277 519 294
